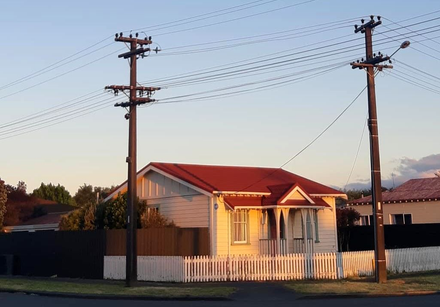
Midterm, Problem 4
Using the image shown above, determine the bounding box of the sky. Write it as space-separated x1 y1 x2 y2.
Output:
1 0 440 195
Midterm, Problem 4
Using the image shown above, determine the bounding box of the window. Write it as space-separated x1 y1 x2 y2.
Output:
232 210 249 244
390 214 412 225
359 215 374 226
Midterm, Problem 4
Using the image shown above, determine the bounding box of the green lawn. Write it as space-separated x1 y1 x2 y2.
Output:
285 271 440 296
0 278 235 298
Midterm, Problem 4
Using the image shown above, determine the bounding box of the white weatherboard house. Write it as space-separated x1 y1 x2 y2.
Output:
106 162 346 256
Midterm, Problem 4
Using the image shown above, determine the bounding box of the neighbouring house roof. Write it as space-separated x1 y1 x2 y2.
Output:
4 201 76 230
20 212 66 226
349 177 440 205
109 162 345 209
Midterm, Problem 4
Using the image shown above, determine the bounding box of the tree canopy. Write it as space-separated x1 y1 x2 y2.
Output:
72 184 114 208
3 181 47 226
0 179 7 230
336 207 361 252
32 182 73 205
60 192 174 231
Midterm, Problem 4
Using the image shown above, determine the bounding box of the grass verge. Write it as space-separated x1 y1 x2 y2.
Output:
285 271 440 296
0 278 235 298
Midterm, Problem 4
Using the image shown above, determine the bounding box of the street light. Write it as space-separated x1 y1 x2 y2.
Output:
389 40 411 58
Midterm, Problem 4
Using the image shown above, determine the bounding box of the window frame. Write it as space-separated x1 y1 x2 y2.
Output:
390 213 412 225
231 210 250 245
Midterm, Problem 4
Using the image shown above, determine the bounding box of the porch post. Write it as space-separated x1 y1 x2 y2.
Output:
309 209 316 253
282 208 290 254
300 209 307 254
274 208 281 254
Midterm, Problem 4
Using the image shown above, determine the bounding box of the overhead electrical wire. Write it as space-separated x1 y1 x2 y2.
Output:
163 18 361 52
0 47 125 102
1 25 436 137
128 0 280 33
155 63 347 104
0 96 120 138
3 12 440 139
145 0 316 37
0 41 116 92
0 0 277 93
0 91 107 130
0 103 115 141
232 85 368 193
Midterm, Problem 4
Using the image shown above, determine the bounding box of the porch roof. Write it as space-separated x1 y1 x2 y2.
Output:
223 196 331 209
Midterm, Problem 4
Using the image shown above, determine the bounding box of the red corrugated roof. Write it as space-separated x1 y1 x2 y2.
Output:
224 196 262 209
349 177 440 205
148 162 344 196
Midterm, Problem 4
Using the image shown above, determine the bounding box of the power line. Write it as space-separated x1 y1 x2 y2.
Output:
0 42 116 92
0 96 120 137
0 103 114 141
0 47 125 102
129 0 279 33
344 115 368 190
233 85 368 193
149 0 316 37
0 91 107 130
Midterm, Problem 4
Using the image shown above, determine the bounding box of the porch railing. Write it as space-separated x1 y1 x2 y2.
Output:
259 239 287 255
293 238 314 253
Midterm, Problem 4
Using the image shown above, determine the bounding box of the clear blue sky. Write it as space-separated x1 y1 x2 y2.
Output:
1 0 439 194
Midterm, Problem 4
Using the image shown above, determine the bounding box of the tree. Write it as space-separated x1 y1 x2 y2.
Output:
83 203 96 230
0 179 7 230
94 186 114 203
336 207 361 252
3 181 47 226
140 209 175 228
59 210 82 231
97 193 146 229
73 184 96 208
60 192 176 231
32 182 73 205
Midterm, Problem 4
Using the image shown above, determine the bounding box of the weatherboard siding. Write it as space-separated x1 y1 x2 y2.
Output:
314 197 337 253
215 199 260 256
352 201 440 224
138 171 209 228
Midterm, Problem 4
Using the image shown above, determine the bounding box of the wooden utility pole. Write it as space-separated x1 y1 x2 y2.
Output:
105 32 160 287
351 16 392 283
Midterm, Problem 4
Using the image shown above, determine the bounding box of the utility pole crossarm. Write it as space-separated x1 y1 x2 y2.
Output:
105 85 161 92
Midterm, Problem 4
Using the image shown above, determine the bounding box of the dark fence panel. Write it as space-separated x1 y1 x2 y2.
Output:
106 227 210 256
0 230 105 279
344 223 440 251
55 230 106 279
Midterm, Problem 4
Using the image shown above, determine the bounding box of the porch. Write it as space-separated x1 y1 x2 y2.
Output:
258 208 319 255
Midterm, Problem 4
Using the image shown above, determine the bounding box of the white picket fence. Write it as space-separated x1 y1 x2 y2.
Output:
104 246 440 282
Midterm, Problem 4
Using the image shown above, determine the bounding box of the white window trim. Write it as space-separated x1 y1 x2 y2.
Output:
232 210 250 244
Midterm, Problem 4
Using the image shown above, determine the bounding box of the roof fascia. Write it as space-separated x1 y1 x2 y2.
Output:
279 185 315 205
